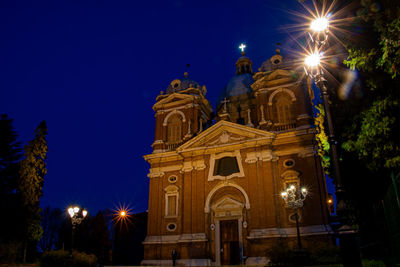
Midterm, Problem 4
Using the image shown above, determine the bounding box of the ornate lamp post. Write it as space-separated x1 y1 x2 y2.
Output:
68 206 88 256
281 184 308 250
304 15 362 267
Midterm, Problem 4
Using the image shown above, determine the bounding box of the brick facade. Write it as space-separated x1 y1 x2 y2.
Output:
142 51 333 266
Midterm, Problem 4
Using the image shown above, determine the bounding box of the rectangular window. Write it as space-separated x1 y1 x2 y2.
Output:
167 195 177 216
213 156 240 176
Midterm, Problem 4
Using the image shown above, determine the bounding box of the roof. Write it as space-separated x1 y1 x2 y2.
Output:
166 77 200 94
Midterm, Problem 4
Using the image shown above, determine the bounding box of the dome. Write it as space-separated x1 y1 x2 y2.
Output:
217 73 254 105
166 74 201 94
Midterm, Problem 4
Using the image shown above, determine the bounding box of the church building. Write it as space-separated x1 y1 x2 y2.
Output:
142 49 333 266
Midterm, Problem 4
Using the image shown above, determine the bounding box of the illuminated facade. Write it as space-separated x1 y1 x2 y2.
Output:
142 49 333 266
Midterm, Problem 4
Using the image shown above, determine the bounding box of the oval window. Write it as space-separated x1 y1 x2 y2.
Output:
168 176 177 183
167 223 177 231
284 159 295 168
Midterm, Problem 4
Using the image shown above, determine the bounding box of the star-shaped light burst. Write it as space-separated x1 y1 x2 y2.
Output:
112 203 133 227
272 0 360 88
305 52 321 67
310 17 329 32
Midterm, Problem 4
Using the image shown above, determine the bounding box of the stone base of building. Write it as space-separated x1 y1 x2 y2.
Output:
245 257 269 265
142 227 335 266
141 259 212 266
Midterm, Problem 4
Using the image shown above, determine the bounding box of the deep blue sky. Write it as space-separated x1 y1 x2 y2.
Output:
0 0 313 215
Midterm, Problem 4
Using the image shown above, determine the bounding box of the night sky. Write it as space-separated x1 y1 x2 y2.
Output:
0 0 318 215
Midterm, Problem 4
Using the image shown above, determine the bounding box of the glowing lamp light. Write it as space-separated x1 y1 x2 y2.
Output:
120 211 126 217
310 17 329 32
281 192 288 197
68 207 74 217
301 188 307 193
290 185 296 190
328 199 333 204
305 53 321 67
73 207 79 213
82 210 88 217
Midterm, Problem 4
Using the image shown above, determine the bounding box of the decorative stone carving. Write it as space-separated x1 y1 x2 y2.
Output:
151 140 164 147
259 105 267 125
298 146 316 158
193 160 206 170
184 119 192 139
251 69 297 91
246 109 254 127
268 88 296 106
245 150 273 163
180 161 194 173
199 118 203 133
208 131 245 146
147 171 165 178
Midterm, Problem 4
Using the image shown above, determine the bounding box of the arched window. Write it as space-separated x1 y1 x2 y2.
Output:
273 94 294 124
167 114 182 143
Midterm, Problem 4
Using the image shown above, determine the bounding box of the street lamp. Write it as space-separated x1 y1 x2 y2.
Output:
304 14 362 267
305 15 345 222
308 16 329 47
68 205 88 256
281 185 308 250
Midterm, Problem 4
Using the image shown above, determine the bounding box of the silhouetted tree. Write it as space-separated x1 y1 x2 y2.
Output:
113 212 147 265
40 206 63 251
0 114 22 263
89 211 111 265
18 121 48 262
55 215 71 251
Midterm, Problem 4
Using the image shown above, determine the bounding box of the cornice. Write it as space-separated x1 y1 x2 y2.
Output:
254 80 302 96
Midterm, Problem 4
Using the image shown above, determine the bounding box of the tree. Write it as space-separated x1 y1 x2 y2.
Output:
301 0 399 262
89 211 111 265
18 120 48 262
323 0 400 262
341 0 400 173
40 206 63 251
0 114 23 263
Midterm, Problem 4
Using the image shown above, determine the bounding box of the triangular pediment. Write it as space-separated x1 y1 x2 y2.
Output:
153 93 194 110
177 120 275 151
212 196 244 211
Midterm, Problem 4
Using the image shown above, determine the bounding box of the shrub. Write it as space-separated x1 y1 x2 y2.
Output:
361 259 386 267
40 250 97 267
309 244 341 265
266 240 298 266
0 241 20 264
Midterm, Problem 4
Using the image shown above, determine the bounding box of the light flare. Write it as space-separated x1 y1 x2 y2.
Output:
305 52 321 67
68 207 74 217
310 17 329 32
112 203 133 228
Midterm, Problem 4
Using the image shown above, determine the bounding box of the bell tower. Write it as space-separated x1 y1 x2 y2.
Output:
151 72 213 153
252 49 313 131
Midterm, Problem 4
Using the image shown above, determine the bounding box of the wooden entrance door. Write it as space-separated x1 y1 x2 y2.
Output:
220 220 240 265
